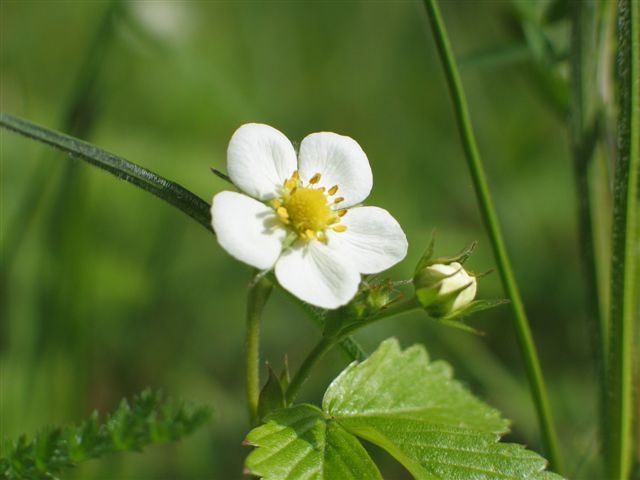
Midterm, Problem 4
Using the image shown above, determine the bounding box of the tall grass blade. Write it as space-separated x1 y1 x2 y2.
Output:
422 0 563 472
606 0 638 477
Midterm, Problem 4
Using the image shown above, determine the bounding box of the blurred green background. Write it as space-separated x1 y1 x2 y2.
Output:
1 1 598 478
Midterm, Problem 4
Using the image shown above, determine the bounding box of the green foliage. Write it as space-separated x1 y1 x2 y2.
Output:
245 405 382 480
0 389 212 480
246 339 562 480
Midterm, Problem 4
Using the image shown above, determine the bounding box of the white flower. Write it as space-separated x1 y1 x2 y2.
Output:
414 262 477 316
211 123 408 309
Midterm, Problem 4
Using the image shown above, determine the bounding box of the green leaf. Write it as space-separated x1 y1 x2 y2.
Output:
246 339 563 479
245 405 382 480
324 339 561 479
0 389 212 480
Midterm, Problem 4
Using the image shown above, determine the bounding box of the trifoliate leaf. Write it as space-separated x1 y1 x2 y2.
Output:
246 339 562 479
324 338 562 479
244 405 382 480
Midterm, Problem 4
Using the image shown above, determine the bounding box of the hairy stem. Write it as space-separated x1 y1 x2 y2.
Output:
606 0 638 477
246 277 273 426
422 0 563 472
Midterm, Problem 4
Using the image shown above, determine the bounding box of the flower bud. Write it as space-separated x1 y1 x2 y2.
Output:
414 262 477 317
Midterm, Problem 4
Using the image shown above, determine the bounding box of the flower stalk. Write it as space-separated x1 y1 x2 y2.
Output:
245 276 273 426
285 296 420 405
422 0 563 472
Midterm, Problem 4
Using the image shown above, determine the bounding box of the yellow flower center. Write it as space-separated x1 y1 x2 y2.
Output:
286 187 333 232
272 171 347 242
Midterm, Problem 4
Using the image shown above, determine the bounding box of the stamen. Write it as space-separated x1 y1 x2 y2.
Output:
318 233 328 243
284 177 298 190
292 170 300 180
328 185 339 195
277 207 289 219
305 229 316 240
309 173 321 184
328 217 340 225
338 209 347 217
332 225 347 232
333 197 345 204
317 187 325 193
271 199 282 209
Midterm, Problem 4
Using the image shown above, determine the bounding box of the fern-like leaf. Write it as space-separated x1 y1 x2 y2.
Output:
0 389 212 480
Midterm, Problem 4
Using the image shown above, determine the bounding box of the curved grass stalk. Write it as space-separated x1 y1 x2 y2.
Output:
422 0 563 472
0 113 213 231
606 0 638 477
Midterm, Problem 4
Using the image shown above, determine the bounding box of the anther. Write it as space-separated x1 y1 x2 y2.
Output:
284 178 298 190
338 209 347 217
277 207 289 218
332 225 347 232
305 229 316 239
271 199 282 209
292 170 300 180
328 185 339 195
309 173 321 184
333 197 344 204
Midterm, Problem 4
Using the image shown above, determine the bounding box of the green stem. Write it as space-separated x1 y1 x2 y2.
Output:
606 0 638 477
285 297 420 404
285 337 334 406
246 277 272 426
422 0 563 472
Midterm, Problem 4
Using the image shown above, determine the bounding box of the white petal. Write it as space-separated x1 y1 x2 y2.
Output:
227 123 297 200
328 206 408 274
298 132 372 208
275 240 360 309
211 191 286 270
429 262 477 311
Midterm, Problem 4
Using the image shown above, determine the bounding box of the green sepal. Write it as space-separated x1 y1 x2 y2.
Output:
428 240 478 266
279 356 290 391
438 317 482 334
258 363 287 422
414 230 437 274
440 298 510 321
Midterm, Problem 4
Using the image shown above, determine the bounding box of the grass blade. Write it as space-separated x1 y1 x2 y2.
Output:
421 0 563 472
0 113 212 232
606 0 639 477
